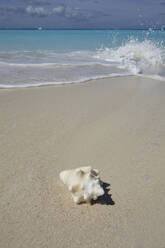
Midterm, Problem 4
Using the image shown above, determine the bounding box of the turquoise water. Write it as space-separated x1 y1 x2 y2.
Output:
0 29 165 87
1 29 165 51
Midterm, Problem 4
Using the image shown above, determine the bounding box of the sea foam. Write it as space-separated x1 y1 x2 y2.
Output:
0 37 165 88
95 39 165 76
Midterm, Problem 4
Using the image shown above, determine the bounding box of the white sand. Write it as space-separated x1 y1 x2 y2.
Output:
0 76 165 248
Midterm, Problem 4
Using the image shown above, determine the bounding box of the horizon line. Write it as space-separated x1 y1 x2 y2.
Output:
0 28 164 30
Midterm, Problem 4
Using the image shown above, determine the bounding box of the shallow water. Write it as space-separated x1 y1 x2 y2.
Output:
0 29 165 88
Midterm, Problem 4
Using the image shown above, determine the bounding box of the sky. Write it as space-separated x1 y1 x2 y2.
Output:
0 0 165 29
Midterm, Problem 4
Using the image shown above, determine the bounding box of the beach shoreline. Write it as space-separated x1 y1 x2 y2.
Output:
0 76 165 248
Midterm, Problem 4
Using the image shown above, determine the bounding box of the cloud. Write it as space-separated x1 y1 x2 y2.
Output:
25 5 49 17
0 6 25 16
0 4 50 18
160 1 165 5
52 6 78 18
0 3 91 21
52 5 91 20
25 0 50 5
53 6 65 15
65 7 80 18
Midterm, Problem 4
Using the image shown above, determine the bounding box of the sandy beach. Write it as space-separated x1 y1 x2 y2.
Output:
0 76 165 248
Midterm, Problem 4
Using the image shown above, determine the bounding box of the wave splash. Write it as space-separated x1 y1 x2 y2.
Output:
95 39 165 76
0 39 165 88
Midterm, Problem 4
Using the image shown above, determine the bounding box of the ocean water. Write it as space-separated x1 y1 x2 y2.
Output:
0 29 165 88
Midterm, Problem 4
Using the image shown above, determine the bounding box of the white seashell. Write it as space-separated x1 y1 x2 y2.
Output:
59 166 104 204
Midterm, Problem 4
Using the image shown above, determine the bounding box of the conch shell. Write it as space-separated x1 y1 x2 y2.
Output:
59 166 104 204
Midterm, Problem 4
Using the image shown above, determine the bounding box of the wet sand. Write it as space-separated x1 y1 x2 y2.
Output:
0 76 165 248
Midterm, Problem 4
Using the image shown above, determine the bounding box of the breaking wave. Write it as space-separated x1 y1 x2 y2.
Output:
0 38 165 88
95 39 165 76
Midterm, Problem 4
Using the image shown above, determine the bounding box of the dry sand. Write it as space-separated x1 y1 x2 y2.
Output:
0 76 165 248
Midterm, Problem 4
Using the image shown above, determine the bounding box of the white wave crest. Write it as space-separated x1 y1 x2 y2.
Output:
0 39 165 88
95 40 165 75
